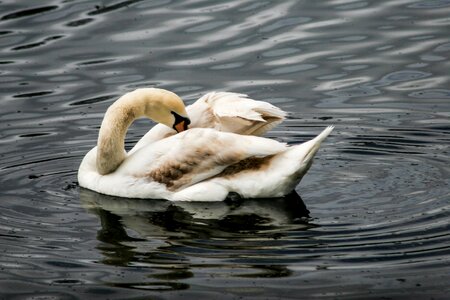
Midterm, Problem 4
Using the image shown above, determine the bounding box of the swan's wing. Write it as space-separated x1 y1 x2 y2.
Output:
129 92 286 154
190 92 287 136
123 128 287 192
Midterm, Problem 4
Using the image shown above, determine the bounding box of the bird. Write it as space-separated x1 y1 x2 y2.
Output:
78 88 333 201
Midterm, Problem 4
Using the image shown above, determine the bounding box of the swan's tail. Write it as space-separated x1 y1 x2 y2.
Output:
301 125 334 163
281 126 334 172
245 125 334 197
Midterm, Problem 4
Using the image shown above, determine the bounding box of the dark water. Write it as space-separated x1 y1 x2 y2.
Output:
1 0 449 299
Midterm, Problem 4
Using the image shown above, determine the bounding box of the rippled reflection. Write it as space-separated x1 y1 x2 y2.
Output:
80 189 311 289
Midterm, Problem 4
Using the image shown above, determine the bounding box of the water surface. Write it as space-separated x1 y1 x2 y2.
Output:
0 0 449 299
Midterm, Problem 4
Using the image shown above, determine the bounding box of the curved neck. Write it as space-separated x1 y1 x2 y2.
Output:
96 92 147 175
95 88 185 175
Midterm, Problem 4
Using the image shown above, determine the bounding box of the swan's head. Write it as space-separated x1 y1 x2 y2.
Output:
138 88 191 133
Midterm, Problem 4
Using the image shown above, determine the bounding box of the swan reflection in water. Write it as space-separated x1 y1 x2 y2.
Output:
79 188 313 289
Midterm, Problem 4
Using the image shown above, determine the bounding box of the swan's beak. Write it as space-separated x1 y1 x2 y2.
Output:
173 116 191 133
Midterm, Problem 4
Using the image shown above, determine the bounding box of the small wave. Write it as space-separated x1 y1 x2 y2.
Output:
1 6 58 21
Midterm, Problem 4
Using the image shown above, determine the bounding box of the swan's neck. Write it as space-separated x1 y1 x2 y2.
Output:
96 93 147 175
95 88 186 175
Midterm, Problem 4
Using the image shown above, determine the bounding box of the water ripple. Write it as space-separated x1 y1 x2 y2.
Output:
1 6 59 21
0 0 449 298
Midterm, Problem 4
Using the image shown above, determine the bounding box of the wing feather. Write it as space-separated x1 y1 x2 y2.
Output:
126 128 286 191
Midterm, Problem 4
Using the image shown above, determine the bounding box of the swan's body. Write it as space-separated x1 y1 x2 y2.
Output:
78 88 333 202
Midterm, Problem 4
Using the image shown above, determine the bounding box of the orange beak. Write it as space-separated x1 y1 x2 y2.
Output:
174 120 187 133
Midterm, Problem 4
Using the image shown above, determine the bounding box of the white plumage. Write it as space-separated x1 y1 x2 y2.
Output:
78 88 333 202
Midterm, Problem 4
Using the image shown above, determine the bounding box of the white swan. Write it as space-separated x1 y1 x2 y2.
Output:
78 88 333 201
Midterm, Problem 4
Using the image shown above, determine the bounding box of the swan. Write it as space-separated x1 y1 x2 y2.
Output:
78 88 333 201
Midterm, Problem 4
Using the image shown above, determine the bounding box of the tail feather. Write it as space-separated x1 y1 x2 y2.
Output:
283 126 334 166
225 126 334 198
312 125 334 145
301 125 334 163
